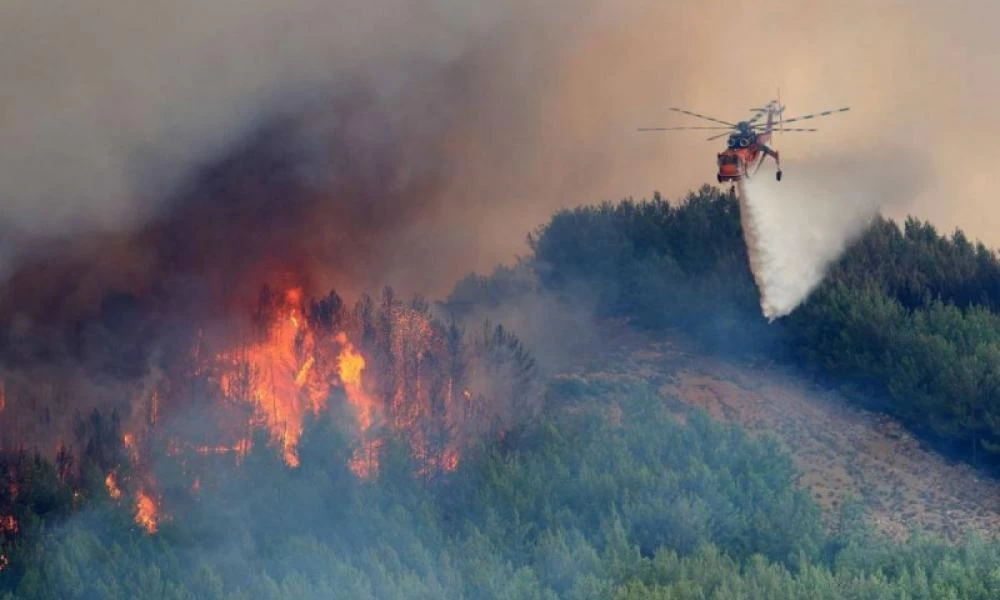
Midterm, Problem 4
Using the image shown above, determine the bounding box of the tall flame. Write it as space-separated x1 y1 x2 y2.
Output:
213 287 385 470
336 331 382 477
336 332 374 430
217 287 331 466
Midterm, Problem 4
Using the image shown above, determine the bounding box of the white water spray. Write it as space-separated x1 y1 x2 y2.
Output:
737 163 884 321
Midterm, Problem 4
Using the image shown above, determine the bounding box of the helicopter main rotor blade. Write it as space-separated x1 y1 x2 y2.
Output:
755 127 818 132
777 107 849 125
668 107 737 127
706 131 732 141
637 126 734 131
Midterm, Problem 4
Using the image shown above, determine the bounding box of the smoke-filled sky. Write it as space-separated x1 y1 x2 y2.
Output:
1 0 997 297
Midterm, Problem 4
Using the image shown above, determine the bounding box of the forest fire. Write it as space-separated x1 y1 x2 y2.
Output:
105 471 122 500
209 285 390 470
135 490 158 534
215 286 331 467
0 278 539 538
335 331 381 477
335 332 374 431
0 99 539 566
186 281 536 483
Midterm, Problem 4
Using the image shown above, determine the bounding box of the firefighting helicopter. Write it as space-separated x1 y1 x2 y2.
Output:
638 97 850 195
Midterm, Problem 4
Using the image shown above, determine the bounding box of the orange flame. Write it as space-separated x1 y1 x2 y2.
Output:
336 332 375 430
202 286 468 478
105 471 122 500
136 490 159 534
335 331 383 476
216 287 331 467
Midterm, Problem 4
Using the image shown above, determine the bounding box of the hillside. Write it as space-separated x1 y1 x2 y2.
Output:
7 184 1000 597
507 186 1000 470
564 321 1000 543
449 184 1000 544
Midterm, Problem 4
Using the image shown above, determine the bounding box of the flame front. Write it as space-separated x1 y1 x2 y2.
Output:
0 278 531 554
79 285 482 535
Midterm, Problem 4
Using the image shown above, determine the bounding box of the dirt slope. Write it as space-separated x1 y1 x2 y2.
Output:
560 323 1000 543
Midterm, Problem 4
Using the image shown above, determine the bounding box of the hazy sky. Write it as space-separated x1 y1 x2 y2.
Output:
1 0 998 294
518 0 997 244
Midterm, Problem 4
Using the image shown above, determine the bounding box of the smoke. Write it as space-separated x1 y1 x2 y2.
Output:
3 0 1000 300
738 150 927 320
0 0 582 293
0 0 986 455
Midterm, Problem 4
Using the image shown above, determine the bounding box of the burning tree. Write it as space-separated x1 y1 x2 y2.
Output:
0 278 540 538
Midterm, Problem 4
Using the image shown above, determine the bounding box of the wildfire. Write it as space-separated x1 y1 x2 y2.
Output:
333 331 382 477
0 232 538 556
105 471 122 500
69 282 490 537
217 287 331 467
136 490 159 534
107 471 159 534
336 332 375 431
211 285 390 471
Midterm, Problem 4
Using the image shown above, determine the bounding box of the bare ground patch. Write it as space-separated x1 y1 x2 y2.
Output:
559 323 1000 543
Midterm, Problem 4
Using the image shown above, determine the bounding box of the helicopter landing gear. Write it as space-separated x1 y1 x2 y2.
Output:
776 170 782 181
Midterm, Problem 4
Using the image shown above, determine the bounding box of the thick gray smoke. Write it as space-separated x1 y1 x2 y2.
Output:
4 0 999 295
738 152 927 320
0 0 605 293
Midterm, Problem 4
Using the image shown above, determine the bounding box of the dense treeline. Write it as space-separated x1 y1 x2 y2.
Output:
4 380 1000 599
522 189 765 345
471 186 1000 467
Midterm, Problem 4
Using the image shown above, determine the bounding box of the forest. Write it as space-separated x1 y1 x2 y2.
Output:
4 379 1000 599
474 185 1000 468
5 186 1000 597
